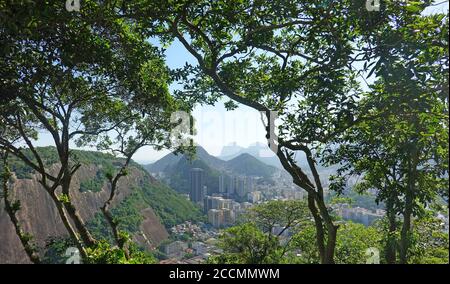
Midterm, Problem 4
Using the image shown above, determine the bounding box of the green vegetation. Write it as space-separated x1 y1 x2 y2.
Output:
150 147 277 195
327 191 385 211
5 147 203 261
210 200 448 264
91 174 202 243
167 156 224 194
42 236 157 264
137 181 204 228
208 223 280 264
139 0 448 264
1 0 183 263
408 216 449 264
0 0 447 265
79 170 106 193
42 237 78 264
292 222 382 264
4 147 59 179
226 154 277 178
209 214 383 264
87 177 204 240
84 239 157 264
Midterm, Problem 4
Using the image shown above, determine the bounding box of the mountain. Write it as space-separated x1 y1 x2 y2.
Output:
0 147 202 263
219 142 244 158
146 146 227 194
145 146 280 195
145 151 183 173
219 142 283 168
145 146 226 173
218 143 340 174
226 153 277 177
193 146 227 169
164 154 223 195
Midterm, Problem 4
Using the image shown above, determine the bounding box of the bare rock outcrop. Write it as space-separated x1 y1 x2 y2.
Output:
0 164 169 264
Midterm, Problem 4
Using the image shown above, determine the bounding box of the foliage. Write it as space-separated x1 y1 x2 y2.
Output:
42 237 77 264
136 181 204 228
86 172 204 236
210 200 311 264
334 222 382 264
0 0 448 265
292 222 382 264
211 218 384 264
85 240 157 264
408 216 449 264
7 146 203 234
323 11 449 263
43 235 157 264
86 213 116 244
245 199 310 234
79 170 107 193
327 190 385 211
289 224 321 264
126 0 416 264
208 223 280 264
372 213 449 264
5 146 203 262
0 0 186 261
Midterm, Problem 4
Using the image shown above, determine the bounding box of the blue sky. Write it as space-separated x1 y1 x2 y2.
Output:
32 1 449 164
34 37 269 163
130 37 270 162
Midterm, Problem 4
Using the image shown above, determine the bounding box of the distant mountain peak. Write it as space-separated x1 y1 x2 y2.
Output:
230 152 255 160
219 142 244 157
226 152 277 177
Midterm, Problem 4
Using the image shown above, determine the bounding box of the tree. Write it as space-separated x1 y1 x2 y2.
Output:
323 10 449 263
208 223 280 264
408 214 449 264
74 54 187 258
84 239 157 264
1 149 41 263
292 221 382 264
211 200 382 264
125 0 369 264
210 200 310 264
0 0 182 262
124 0 445 264
246 199 310 236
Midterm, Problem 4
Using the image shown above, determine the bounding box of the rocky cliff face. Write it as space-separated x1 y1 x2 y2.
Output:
0 164 169 264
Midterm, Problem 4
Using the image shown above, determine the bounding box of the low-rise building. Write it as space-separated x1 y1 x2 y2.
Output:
163 241 188 259
192 241 208 255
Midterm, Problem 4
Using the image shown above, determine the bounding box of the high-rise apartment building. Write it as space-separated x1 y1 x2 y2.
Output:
190 168 205 203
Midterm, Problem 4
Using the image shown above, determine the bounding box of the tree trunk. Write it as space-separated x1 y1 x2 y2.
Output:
305 149 338 264
278 150 337 264
399 148 418 264
315 195 338 264
63 201 96 247
101 162 133 258
385 197 397 264
49 191 89 260
307 193 326 263
61 173 96 247
1 160 41 264
399 201 412 264
325 223 338 264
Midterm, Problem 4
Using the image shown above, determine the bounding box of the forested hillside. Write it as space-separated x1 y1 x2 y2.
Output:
0 147 202 263
146 146 279 194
